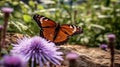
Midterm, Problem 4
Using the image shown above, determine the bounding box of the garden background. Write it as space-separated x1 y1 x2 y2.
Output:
0 0 120 67
0 0 120 48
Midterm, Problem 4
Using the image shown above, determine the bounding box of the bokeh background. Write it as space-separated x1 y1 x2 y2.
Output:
0 0 120 49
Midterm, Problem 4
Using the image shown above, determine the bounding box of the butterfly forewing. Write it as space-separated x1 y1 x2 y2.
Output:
33 14 57 38
60 24 82 36
41 18 56 28
33 14 56 28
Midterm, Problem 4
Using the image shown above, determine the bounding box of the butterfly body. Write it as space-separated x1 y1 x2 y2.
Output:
33 14 83 45
53 23 60 41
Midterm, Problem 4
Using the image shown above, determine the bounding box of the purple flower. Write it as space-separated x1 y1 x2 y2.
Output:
11 36 63 67
100 44 108 51
107 34 116 42
2 55 26 67
66 52 79 67
66 52 79 60
1 7 13 13
1 7 13 48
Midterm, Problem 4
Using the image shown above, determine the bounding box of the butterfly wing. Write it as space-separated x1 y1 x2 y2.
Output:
33 14 57 27
53 29 68 44
33 14 83 45
33 14 57 40
60 24 83 35
53 24 83 44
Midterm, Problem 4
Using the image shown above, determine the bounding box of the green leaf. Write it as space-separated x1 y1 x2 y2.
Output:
13 1 19 6
23 15 32 22
37 5 44 10
29 1 35 8
91 24 105 30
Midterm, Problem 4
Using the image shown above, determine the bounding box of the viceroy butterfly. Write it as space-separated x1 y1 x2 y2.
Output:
33 14 83 45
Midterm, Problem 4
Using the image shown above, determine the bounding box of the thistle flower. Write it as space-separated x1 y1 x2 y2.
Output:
11 36 63 67
2 55 26 67
66 52 79 67
1 7 13 47
66 52 79 60
107 34 116 42
1 7 13 13
100 44 108 51
107 34 116 67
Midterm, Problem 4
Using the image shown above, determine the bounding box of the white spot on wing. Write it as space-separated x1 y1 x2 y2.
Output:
45 19 48 21
40 17 45 23
70 25 73 28
73 25 77 33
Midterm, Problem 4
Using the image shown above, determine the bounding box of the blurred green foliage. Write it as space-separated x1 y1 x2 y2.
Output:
0 0 120 48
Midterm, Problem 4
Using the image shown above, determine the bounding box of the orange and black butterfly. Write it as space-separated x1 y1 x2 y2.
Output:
33 14 83 45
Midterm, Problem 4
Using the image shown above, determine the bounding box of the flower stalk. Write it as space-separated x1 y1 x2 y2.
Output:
109 41 115 67
1 7 13 48
0 25 3 56
1 12 9 47
107 34 116 67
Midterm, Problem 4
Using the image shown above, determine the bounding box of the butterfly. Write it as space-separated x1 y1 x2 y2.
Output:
33 14 83 45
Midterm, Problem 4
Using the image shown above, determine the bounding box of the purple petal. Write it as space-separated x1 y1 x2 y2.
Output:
1 7 13 13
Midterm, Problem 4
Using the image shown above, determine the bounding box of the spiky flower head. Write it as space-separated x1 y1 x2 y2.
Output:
1 7 13 20
1 7 13 13
11 36 63 67
66 52 79 60
107 34 116 42
66 52 79 67
1 55 26 67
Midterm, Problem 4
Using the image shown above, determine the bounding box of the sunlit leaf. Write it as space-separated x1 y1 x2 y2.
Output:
29 1 35 8
13 1 19 6
23 15 32 22
37 5 44 10
91 24 105 30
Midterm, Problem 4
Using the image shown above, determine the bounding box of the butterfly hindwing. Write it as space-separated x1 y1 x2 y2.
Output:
54 29 68 44
42 27 55 41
